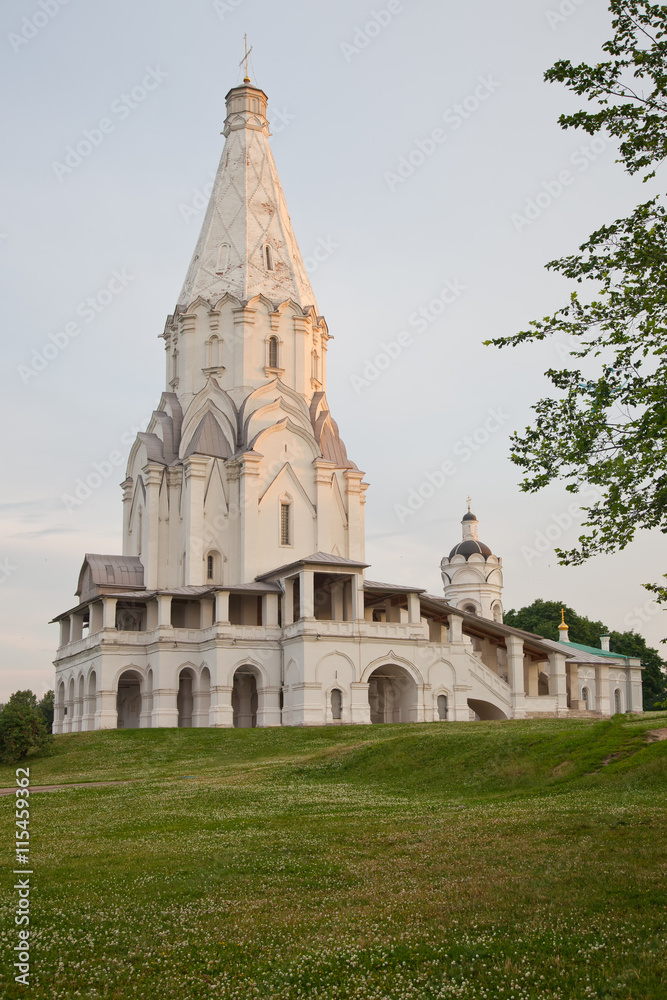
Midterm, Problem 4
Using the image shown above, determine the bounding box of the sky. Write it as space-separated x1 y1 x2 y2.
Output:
1 0 665 701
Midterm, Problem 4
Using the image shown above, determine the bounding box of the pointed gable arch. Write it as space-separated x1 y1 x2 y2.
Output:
258 462 317 518
179 382 238 460
248 418 321 461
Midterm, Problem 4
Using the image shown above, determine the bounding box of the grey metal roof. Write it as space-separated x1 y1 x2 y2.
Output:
364 580 426 593
76 554 145 598
256 552 369 580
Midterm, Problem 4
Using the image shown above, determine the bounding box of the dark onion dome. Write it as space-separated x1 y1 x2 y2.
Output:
462 511 477 522
448 539 492 560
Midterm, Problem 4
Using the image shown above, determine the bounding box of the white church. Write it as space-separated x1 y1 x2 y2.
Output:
51 77 643 732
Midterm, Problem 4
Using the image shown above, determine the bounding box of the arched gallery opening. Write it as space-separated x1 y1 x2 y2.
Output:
368 664 417 724
117 670 142 729
177 668 195 727
232 667 258 728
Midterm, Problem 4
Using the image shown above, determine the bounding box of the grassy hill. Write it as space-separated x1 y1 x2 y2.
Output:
1 715 666 999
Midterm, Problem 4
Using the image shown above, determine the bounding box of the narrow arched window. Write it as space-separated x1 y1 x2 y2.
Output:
264 245 274 271
582 687 590 710
207 555 214 580
280 502 291 546
217 243 230 273
268 336 279 369
331 688 342 721
437 694 448 721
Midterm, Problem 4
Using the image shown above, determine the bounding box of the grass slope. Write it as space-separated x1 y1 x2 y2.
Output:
1 715 666 999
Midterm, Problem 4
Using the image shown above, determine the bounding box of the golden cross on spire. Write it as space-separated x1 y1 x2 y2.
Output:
240 34 253 84
466 496 472 513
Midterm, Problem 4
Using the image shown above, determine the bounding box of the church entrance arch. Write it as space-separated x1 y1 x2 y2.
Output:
117 670 142 729
368 664 417 723
232 667 258 728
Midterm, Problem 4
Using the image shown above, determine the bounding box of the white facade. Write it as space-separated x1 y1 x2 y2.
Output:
51 78 643 732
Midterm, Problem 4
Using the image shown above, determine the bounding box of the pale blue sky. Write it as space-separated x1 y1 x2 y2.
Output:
1 0 664 699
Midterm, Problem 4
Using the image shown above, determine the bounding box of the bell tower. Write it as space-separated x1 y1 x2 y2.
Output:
440 502 504 622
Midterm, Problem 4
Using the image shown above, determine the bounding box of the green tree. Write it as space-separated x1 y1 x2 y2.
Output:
38 690 54 734
504 598 667 709
486 2 667 581
0 690 52 763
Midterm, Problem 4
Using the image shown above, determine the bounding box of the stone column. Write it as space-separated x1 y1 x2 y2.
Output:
157 594 173 627
102 597 118 630
348 573 365 621
548 650 568 715
152 686 179 728
595 664 611 716
89 601 103 634
142 464 163 589
239 452 262 581
407 592 421 624
627 667 643 712
349 682 371 724
314 461 334 553
200 597 215 629
59 619 71 647
344 470 366 561
263 593 279 627
283 578 294 626
96 689 118 730
214 590 230 625
69 613 83 642
258 685 282 727
300 570 315 620
568 662 581 709
210 684 234 727
505 635 526 718
449 615 464 643
184 456 210 585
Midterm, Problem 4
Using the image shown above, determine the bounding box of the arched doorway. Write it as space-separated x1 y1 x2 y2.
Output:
117 670 142 729
437 694 448 720
177 669 195 727
582 686 590 710
331 688 342 721
368 664 417 723
232 668 258 728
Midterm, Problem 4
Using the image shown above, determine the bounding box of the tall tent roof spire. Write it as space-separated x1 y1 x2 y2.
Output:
177 80 317 312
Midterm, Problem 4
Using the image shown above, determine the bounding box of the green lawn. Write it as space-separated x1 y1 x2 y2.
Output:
1 714 666 999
